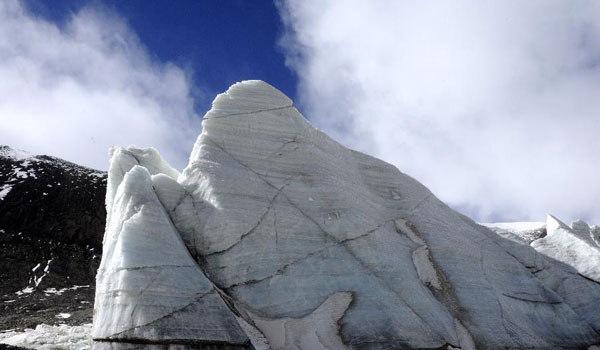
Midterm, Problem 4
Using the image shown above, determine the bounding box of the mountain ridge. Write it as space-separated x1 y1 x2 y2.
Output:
0 146 106 331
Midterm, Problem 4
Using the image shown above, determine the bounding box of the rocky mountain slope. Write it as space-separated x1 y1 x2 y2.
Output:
93 81 600 350
0 146 106 330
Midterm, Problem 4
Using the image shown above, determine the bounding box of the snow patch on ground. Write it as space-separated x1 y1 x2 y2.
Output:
12 167 38 180
0 323 91 350
0 184 12 200
43 285 90 296
15 287 34 296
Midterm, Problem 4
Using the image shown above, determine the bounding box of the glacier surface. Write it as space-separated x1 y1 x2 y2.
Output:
93 80 600 350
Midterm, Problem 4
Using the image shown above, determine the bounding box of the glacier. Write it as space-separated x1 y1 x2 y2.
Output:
93 80 600 350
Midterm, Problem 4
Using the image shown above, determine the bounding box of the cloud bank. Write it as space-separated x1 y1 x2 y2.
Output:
0 1 201 170
278 0 600 223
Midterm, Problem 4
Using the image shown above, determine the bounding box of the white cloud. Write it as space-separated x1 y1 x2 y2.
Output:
0 0 201 170
277 0 600 223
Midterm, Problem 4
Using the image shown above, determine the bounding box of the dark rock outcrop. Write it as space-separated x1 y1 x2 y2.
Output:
0 146 106 330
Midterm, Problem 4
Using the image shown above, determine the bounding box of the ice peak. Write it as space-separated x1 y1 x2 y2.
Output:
203 80 293 120
187 80 311 168
94 82 600 349
546 214 570 233
105 146 179 225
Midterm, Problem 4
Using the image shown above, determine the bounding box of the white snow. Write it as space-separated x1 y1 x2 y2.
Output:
0 184 12 200
0 323 91 350
15 287 34 296
44 285 90 296
531 215 600 282
0 146 32 161
481 221 546 243
13 168 28 179
32 259 52 287
56 313 71 319
487 216 600 283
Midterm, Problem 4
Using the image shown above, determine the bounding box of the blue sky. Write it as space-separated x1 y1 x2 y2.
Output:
22 0 297 114
1 0 600 224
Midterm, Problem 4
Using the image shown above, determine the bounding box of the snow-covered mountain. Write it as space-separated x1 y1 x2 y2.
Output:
485 216 600 286
91 81 600 350
0 146 106 331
